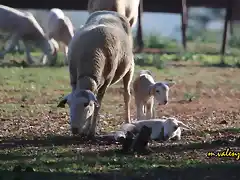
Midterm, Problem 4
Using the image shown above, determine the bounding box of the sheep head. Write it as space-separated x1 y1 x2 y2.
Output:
57 89 99 135
39 38 59 66
162 117 190 141
150 81 175 105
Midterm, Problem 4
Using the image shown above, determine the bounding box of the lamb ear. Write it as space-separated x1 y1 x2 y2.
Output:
57 94 70 108
177 121 190 130
164 81 176 88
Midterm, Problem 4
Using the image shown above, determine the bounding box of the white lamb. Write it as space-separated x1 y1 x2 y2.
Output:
133 70 175 120
0 5 59 65
88 0 140 27
47 8 75 65
117 117 191 141
57 11 134 137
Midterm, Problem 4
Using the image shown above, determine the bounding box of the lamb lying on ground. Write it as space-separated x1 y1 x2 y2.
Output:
57 11 134 137
0 5 59 65
87 0 140 27
47 8 75 65
115 117 191 141
133 70 175 120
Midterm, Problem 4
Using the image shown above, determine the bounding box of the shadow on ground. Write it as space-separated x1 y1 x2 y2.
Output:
0 62 65 68
1 127 239 149
0 163 239 180
0 135 117 149
1 130 240 180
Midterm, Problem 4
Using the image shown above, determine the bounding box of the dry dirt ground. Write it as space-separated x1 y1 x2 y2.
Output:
0 62 240 180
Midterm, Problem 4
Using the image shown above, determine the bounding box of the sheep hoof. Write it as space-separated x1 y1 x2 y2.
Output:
25 166 34 172
171 136 180 141
85 134 96 141
80 131 97 140
57 100 66 108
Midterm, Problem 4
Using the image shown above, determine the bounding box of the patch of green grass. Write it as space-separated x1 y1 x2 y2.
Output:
135 53 240 68
0 145 203 173
183 92 200 101
207 128 240 134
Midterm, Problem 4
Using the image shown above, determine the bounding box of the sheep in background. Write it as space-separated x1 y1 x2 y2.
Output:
133 70 175 120
118 117 191 141
0 5 58 66
57 11 134 137
47 8 75 65
87 0 140 27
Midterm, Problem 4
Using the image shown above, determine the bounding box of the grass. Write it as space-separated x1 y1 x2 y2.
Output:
0 54 240 179
0 146 203 173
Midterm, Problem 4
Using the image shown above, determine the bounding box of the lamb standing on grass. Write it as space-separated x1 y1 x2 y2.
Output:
0 5 59 65
87 0 140 27
117 117 191 141
57 11 134 137
133 70 175 120
47 8 75 65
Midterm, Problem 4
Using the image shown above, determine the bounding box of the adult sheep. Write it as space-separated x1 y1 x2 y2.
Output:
57 11 135 137
0 5 59 66
47 8 75 65
87 0 140 27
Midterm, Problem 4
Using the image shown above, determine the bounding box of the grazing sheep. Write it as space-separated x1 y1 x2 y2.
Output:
47 8 75 65
57 11 134 136
133 70 175 120
119 117 191 141
0 5 58 65
87 0 140 27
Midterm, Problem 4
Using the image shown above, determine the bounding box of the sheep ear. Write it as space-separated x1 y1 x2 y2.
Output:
145 70 153 76
57 94 70 108
164 81 176 87
177 121 190 130
149 84 156 95
85 90 99 107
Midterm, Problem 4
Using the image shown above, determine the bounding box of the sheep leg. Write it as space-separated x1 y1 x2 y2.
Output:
41 55 48 65
135 97 141 120
136 102 144 120
22 41 35 65
0 34 19 59
142 104 146 117
64 46 69 65
14 39 22 53
152 108 156 119
87 85 108 136
123 67 134 123
69 63 77 92
175 128 181 141
146 102 154 120
38 52 48 65
146 98 154 119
